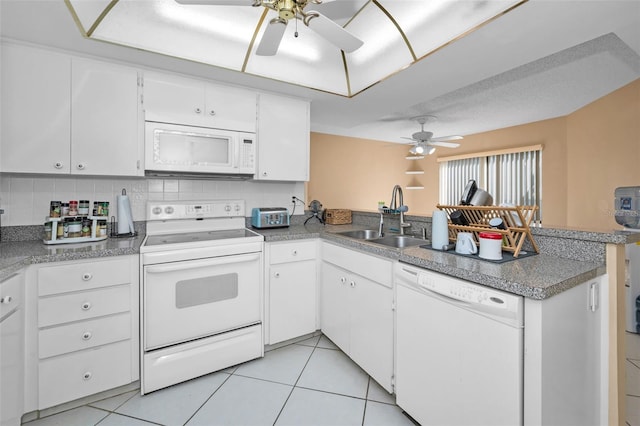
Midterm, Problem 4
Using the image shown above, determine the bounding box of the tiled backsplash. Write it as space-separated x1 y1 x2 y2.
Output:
0 174 305 226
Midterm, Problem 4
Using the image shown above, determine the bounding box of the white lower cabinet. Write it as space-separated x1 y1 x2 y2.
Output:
1 272 24 426
24 256 139 412
320 242 394 392
265 240 317 344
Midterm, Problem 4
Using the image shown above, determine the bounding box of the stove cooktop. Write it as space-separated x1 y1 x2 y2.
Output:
144 228 261 247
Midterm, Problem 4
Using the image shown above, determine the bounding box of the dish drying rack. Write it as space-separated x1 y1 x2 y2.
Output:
436 205 539 257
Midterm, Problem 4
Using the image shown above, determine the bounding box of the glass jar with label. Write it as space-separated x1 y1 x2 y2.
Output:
57 221 64 238
61 202 70 217
68 200 79 216
44 223 52 240
49 201 61 218
97 220 108 237
78 200 90 216
81 218 91 237
67 219 82 238
100 201 109 217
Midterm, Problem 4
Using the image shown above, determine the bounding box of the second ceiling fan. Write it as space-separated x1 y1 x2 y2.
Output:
403 116 463 155
175 0 364 56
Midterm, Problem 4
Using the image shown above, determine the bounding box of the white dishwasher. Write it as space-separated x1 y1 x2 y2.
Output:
395 263 524 426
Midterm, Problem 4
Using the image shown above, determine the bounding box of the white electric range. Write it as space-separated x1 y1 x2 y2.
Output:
139 200 264 394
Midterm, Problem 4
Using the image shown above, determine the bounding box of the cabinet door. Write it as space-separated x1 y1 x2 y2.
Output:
350 276 394 392
143 72 205 126
256 94 310 181
1 44 71 173
205 83 256 132
320 262 350 352
71 58 142 176
268 260 317 344
1 311 23 426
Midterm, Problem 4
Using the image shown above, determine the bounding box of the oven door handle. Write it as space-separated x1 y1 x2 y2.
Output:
144 252 261 274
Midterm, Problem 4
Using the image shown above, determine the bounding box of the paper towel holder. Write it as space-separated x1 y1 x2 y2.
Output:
110 189 138 238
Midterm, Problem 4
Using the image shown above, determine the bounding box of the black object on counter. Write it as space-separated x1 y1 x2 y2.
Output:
450 210 469 225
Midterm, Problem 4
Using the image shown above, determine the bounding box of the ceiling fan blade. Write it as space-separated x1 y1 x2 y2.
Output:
174 0 248 4
306 12 363 52
429 141 460 148
307 0 365 21
431 135 463 142
256 19 287 56
401 136 419 142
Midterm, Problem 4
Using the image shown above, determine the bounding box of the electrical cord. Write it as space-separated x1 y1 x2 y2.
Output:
290 196 305 220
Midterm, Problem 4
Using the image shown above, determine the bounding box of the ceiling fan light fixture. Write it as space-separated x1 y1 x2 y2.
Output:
414 143 426 154
427 146 436 155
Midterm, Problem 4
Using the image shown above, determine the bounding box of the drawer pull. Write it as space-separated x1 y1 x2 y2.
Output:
0 295 13 304
82 332 92 341
292 250 298 256
81 302 92 311
83 372 92 381
350 280 356 288
82 273 92 281
340 277 346 284
274 272 280 278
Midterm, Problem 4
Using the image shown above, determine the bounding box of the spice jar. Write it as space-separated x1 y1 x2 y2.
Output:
98 220 107 237
67 219 82 238
50 201 61 218
57 221 64 238
61 202 70 217
78 200 90 216
100 201 109 217
81 218 91 237
44 223 52 240
69 200 78 216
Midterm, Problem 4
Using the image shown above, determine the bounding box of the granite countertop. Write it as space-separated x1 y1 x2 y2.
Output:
0 222 608 300
0 235 144 281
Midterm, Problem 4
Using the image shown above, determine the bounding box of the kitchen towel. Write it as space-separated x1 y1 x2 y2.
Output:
117 190 135 235
431 210 449 250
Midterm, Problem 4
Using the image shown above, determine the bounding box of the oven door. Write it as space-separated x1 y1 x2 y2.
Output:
143 251 262 350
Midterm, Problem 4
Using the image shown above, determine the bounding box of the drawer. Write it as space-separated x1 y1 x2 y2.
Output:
38 340 132 409
38 285 130 328
38 257 131 296
321 242 393 288
39 313 131 359
0 272 22 319
269 240 317 264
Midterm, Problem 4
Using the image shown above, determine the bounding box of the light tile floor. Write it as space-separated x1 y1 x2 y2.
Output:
23 335 416 426
628 332 640 426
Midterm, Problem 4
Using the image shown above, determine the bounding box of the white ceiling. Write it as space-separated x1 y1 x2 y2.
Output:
1 0 639 145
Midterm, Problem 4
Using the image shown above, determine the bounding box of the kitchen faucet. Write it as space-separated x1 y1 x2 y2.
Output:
390 184 411 235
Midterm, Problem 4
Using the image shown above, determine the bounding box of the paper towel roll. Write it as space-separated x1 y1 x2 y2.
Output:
117 193 135 235
431 210 449 250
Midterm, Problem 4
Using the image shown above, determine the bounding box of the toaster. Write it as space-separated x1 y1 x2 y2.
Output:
251 207 290 229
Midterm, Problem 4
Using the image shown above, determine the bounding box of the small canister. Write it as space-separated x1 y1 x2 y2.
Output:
81 218 91 237
61 202 70 217
69 200 79 216
98 220 107 237
50 201 62 218
44 223 52 240
479 231 503 260
67 219 82 238
57 221 64 238
100 201 109 217
78 200 90 216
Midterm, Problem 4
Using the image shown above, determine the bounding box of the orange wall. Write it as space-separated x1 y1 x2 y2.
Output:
308 79 640 229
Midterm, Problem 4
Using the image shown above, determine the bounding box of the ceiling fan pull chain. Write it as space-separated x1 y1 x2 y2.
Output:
295 16 298 38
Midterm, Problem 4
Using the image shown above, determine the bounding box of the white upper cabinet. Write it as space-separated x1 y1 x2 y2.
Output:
1 44 72 174
1 44 143 177
143 71 257 133
256 94 310 181
71 58 143 176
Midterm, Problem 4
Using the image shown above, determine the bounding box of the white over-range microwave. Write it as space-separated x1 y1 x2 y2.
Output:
144 121 255 177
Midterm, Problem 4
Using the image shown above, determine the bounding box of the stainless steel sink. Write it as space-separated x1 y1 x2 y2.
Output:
369 235 427 248
335 229 380 240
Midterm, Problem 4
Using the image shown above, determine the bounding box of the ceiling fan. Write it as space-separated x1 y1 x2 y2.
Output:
174 0 364 56
402 116 463 155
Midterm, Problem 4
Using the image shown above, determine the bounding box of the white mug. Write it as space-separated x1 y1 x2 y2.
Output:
455 232 477 255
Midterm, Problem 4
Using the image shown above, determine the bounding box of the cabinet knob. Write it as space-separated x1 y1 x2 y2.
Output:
262 172 268 176
274 272 280 278
82 331 92 341
340 277 346 284
195 107 202 114
76 163 86 170
54 162 64 170
82 273 92 281
209 109 216 116
81 302 92 311
350 281 356 288
82 372 92 381
0 295 13 304
292 250 298 256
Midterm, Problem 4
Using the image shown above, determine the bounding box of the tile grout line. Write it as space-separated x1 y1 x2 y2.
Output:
271 337 321 425
361 378 372 426
180 372 235 426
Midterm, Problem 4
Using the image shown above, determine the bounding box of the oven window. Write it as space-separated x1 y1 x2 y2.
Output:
175 273 238 308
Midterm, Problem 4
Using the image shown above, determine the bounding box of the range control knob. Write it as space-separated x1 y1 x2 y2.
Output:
152 207 162 215
164 206 174 215
225 205 232 212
